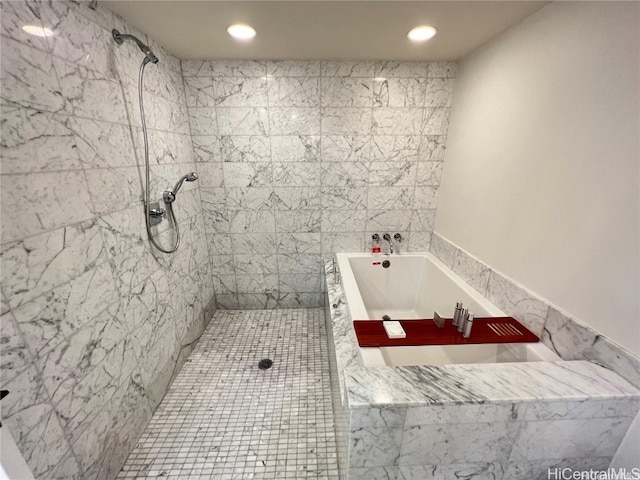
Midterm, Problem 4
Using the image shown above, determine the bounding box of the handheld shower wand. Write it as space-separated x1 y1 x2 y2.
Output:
163 172 199 204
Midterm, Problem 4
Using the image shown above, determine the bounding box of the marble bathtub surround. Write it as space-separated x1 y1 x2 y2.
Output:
324 258 640 479
430 232 640 389
183 59 456 308
1 2 215 479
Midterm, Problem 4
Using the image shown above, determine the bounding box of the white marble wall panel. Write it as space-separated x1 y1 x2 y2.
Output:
0 2 216 479
430 232 640 387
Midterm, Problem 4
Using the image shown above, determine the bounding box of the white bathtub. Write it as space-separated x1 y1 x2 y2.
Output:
334 252 561 367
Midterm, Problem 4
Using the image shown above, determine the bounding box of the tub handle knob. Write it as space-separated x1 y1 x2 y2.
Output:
372 233 380 243
394 233 402 242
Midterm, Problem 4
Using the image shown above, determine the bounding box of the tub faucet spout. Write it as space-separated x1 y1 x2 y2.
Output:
383 233 393 254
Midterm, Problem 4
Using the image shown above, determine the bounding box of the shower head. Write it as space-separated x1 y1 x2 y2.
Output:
112 29 159 64
171 172 199 196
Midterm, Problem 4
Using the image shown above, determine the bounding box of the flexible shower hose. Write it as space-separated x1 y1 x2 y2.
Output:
138 58 180 254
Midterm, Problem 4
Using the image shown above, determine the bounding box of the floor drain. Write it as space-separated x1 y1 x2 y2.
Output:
258 359 273 370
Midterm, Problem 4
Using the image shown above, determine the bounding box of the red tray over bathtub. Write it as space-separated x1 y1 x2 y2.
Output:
353 317 539 347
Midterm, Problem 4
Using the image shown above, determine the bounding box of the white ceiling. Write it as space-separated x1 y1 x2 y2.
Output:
104 1 550 61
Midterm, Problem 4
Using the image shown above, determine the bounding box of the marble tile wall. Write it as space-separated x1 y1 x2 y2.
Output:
430 233 640 389
0 2 215 479
183 59 456 309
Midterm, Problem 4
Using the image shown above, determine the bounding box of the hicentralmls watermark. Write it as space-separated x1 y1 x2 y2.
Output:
548 468 640 480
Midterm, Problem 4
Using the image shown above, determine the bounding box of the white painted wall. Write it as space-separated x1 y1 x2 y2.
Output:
435 1 639 355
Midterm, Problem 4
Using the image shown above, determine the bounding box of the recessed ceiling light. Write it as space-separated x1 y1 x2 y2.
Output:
227 24 256 40
407 25 437 43
22 25 54 37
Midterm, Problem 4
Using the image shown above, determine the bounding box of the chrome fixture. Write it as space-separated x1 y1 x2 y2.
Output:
382 233 394 254
112 29 158 64
113 28 197 254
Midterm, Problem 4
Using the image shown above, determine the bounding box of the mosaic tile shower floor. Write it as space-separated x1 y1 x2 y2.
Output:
118 308 339 479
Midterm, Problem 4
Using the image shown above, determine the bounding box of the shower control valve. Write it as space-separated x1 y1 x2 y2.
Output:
163 190 176 204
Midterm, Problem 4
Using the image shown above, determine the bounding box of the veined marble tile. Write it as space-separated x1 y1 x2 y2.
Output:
375 62 429 79
423 108 451 135
1 170 94 243
279 273 323 293
320 161 369 187
0 37 65 113
216 107 268 135
425 78 455 107
275 210 321 233
181 61 211 77
400 421 517 465
541 307 597 360
70 116 137 169
366 210 412 232
273 162 322 186
222 187 273 210
54 337 139 435
0 311 32 384
12 262 119 358
321 135 370 162
232 233 278 254
54 58 128 123
404 403 516 426
219 135 271 162
183 76 215 107
321 232 365 254
399 463 504 480
368 162 417 187
351 407 407 429
406 232 432 252
367 187 414 210
1 220 105 309
321 61 375 78
269 107 321 135
48 7 112 78
277 232 322 254
223 162 272 187
419 135 447 161
416 162 444 186
277 253 323 275
430 232 457 268
349 426 403 467
85 166 143 215
321 210 367 232
191 135 220 162
0 1 50 51
452 249 491 296
207 232 233 255
517 398 640 422
193 162 224 187
267 60 321 77
236 293 278 309
214 77 268 107
271 135 321 162
320 78 373 107
228 209 276 233
268 77 320 107
373 78 427 108
321 107 372 135
321 186 368 210
272 186 322 210
428 62 458 78
411 209 436 232
486 271 549 336
37 301 128 403
584 336 640 389
234 254 278 275
210 60 267 77
187 107 217 135
373 108 423 135
509 417 632 462
236 274 278 294
1 107 82 174
371 135 420 162
212 273 237 295
277 292 323 308
349 466 399 480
